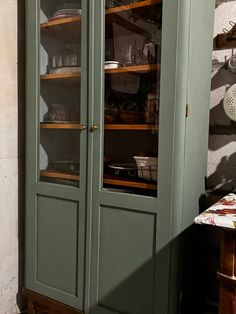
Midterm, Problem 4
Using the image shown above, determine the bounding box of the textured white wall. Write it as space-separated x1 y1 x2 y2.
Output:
208 0 236 192
0 0 19 313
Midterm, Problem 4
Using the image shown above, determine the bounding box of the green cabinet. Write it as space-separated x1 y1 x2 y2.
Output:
25 0 215 313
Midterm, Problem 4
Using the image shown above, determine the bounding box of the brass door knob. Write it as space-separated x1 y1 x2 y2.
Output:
90 124 98 131
79 124 86 130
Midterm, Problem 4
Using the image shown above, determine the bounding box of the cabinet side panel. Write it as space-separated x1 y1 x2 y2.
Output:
96 205 157 314
183 0 215 227
36 195 79 296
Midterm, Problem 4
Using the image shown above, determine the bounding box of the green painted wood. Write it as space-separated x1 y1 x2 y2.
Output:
98 206 156 314
88 0 214 313
37 196 79 295
25 0 89 309
25 0 215 313
182 0 215 230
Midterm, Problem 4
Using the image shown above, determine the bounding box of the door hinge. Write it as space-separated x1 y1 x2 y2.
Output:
185 104 190 117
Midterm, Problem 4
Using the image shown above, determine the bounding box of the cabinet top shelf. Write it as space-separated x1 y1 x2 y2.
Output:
41 0 161 30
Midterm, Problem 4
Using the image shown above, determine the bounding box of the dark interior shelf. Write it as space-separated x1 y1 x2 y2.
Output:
104 124 158 130
103 174 156 190
40 122 83 130
40 169 80 181
40 170 156 190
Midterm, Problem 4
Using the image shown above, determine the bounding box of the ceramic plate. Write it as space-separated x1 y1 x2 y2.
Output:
223 83 236 121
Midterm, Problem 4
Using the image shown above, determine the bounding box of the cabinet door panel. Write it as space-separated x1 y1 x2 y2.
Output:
93 205 156 314
88 0 191 312
37 195 79 296
26 194 85 308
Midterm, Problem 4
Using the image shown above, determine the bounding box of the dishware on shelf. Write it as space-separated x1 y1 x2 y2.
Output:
144 91 159 123
119 111 143 123
133 156 158 181
43 103 80 122
143 41 157 64
108 163 137 176
104 61 119 69
50 8 82 20
121 43 137 66
50 160 80 171
50 50 80 73
50 1 82 20
104 110 117 123
49 66 80 74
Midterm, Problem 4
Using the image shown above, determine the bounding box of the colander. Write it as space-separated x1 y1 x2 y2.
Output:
223 84 236 121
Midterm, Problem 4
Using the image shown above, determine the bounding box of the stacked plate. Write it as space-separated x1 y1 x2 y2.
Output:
49 66 81 74
50 8 82 20
105 61 119 69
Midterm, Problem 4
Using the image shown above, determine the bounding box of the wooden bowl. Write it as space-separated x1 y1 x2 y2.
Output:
119 112 143 124
105 110 117 123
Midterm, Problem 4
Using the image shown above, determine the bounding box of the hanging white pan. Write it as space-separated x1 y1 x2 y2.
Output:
223 83 236 121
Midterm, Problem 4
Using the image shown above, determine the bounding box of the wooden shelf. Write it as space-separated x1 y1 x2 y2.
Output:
105 64 159 74
217 32 236 49
40 123 82 130
104 124 158 130
40 64 158 85
41 16 81 43
106 0 161 15
41 72 80 80
40 170 80 181
40 171 156 190
41 16 81 29
103 175 156 190
41 72 80 86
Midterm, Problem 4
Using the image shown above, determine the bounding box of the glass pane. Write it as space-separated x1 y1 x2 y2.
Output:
39 0 82 187
103 0 162 197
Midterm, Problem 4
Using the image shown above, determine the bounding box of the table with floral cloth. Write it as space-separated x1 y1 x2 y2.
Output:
194 193 236 314
194 193 236 229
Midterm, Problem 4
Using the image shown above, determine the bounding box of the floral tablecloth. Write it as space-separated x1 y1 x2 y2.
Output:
194 193 236 229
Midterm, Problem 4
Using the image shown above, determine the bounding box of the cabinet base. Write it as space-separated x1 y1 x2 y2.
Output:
22 288 84 314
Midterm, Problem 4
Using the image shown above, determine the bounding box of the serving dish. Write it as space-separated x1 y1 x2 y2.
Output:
109 163 137 176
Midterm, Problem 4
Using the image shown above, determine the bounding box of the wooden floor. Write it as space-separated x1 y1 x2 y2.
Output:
22 288 84 314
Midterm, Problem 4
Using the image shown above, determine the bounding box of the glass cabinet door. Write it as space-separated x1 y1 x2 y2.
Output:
102 0 162 196
39 0 84 187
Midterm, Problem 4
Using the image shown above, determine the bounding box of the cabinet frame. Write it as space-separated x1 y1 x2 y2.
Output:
25 0 89 309
24 0 215 313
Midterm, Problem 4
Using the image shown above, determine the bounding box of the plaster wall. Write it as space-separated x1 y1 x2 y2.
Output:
203 1 236 312
209 0 236 193
0 0 19 313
